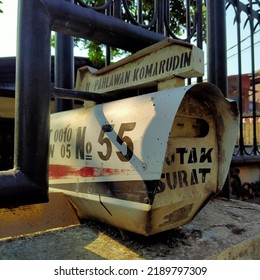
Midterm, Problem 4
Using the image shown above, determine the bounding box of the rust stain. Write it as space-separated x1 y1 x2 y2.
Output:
159 204 193 228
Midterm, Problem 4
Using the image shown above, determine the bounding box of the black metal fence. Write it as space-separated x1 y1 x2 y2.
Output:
75 0 203 41
75 0 260 164
225 0 260 163
0 0 259 207
75 0 203 69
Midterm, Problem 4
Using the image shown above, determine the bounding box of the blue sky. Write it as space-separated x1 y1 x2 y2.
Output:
0 0 259 77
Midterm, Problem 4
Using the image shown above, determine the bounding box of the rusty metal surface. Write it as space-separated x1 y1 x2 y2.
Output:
0 198 259 260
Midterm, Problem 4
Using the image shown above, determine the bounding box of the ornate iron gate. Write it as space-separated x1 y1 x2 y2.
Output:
226 0 259 162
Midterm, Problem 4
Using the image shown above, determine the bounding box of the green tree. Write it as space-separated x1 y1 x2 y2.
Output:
0 1 3 13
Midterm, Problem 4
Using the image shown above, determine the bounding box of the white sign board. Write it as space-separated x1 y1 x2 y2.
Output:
76 39 204 94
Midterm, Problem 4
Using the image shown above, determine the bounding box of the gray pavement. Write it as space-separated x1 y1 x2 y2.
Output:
0 198 259 260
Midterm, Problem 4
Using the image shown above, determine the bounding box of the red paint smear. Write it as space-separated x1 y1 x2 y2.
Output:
49 164 124 180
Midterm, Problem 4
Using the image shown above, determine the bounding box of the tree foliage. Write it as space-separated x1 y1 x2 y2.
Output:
0 1 3 13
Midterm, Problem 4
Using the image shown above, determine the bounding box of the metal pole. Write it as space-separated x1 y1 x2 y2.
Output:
55 34 74 111
206 0 227 96
47 0 166 52
15 0 51 186
207 0 229 198
157 0 164 34
54 0 74 112
196 0 203 83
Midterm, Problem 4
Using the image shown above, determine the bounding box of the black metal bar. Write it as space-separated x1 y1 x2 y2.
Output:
206 0 227 96
137 0 143 25
47 0 166 52
186 0 191 40
207 0 229 198
248 0 258 155
196 0 203 83
186 0 192 86
164 0 170 37
232 155 260 166
113 0 121 19
0 0 50 207
236 4 246 156
51 86 145 103
157 0 164 34
105 0 111 67
54 0 74 112
52 87 109 103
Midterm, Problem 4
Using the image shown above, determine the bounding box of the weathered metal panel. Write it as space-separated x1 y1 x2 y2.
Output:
76 39 204 96
49 83 239 235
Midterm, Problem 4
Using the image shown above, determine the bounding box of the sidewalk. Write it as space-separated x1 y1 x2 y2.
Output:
0 198 259 260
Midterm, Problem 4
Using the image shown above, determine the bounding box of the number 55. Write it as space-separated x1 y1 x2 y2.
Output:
116 122 136 162
97 122 136 162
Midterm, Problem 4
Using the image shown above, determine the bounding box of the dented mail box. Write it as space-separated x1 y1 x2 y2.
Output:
49 82 239 235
